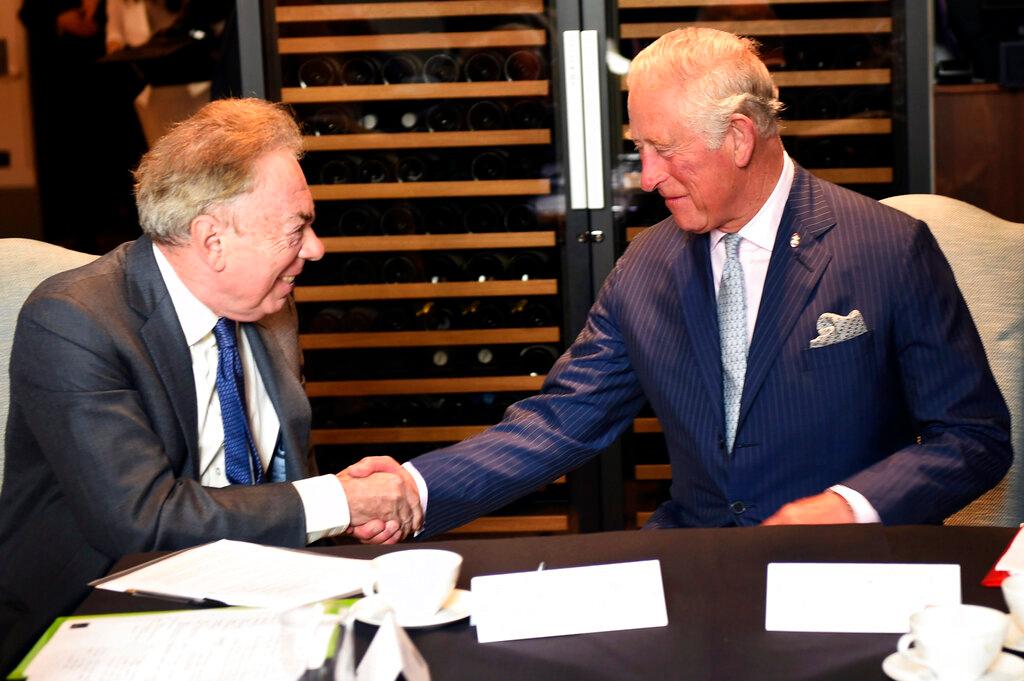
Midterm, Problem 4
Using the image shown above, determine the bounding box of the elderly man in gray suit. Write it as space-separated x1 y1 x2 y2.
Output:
0 98 421 672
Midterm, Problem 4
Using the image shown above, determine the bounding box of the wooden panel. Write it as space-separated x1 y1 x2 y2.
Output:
300 327 561 350
808 167 893 184
310 179 551 200
781 119 892 136
620 68 891 91
282 81 549 104
621 0 882 5
295 279 558 302
320 231 556 253
636 511 653 527
636 464 671 481
633 417 662 433
449 514 569 533
935 85 1024 223
312 425 488 444
304 129 551 152
625 227 646 241
279 30 546 54
620 18 892 39
306 374 546 397
277 1 544 22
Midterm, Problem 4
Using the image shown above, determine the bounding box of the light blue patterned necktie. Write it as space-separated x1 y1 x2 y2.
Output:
718 233 747 454
212 317 265 484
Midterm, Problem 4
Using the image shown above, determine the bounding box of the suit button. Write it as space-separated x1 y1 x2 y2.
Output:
718 437 726 451
730 501 746 515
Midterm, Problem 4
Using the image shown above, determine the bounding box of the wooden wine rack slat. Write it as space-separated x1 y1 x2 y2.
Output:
277 1 545 23
782 118 892 136
282 81 550 104
620 0 883 6
620 69 892 91
306 374 546 397
620 18 892 39
633 417 663 433
295 279 558 302
810 167 893 184
625 226 647 242
636 464 672 480
300 327 561 350
311 179 551 201
449 514 569 533
319 232 556 253
312 425 488 444
304 129 552 152
279 29 546 54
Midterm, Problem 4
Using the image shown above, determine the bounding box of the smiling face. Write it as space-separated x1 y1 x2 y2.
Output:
628 80 750 235
213 149 323 321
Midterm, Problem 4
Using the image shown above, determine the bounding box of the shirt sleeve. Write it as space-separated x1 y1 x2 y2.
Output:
829 484 881 524
292 475 351 542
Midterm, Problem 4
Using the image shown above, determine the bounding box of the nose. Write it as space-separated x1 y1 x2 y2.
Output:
638 148 666 194
300 226 325 261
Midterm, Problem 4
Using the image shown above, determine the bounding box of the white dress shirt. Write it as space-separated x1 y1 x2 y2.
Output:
153 244 351 540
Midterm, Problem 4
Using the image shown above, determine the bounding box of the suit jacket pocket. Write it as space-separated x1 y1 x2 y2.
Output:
803 330 874 371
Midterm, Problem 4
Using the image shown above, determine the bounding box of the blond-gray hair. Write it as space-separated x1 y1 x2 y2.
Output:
627 27 782 149
134 98 303 245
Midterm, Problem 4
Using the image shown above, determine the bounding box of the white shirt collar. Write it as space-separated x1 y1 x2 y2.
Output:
710 151 795 253
152 243 220 347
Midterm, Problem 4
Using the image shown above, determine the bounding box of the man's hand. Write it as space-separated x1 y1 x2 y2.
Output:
761 490 856 525
56 7 98 37
337 456 423 543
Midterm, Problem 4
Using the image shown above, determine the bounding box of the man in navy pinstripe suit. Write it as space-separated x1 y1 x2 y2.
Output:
350 27 1011 538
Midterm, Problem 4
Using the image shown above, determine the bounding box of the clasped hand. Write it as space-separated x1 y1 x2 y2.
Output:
336 456 422 544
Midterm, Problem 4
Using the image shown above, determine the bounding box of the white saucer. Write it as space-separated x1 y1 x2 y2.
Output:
882 651 1024 681
351 589 471 628
1005 618 1024 653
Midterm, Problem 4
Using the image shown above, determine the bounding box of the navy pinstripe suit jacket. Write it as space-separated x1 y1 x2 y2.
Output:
412 165 1012 535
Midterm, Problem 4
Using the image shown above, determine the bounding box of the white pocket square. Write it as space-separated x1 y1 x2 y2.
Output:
809 309 868 348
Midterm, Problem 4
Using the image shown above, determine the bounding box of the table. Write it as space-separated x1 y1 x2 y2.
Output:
78 525 1017 681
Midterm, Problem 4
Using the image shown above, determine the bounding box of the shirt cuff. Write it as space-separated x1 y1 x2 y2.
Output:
829 484 882 524
403 461 428 536
292 475 350 543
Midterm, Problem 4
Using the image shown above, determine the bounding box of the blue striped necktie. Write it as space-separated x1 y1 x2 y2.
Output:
212 317 264 484
718 233 747 454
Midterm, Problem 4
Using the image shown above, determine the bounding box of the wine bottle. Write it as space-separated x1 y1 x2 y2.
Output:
472 346 501 371
341 305 380 332
425 103 463 132
378 305 413 331
319 156 361 185
340 55 382 85
470 150 507 181
382 54 422 84
507 250 551 280
414 301 456 330
357 155 394 183
297 56 341 87
507 298 553 327
518 344 559 375
508 100 549 129
423 253 467 282
423 204 463 233
467 100 507 131
503 202 537 230
504 49 547 81
336 204 381 236
308 306 347 332
464 51 504 82
380 255 421 283
459 300 506 328
304 106 355 136
423 53 460 83
339 256 377 285
463 253 509 281
463 202 505 232
396 154 429 183
380 203 421 234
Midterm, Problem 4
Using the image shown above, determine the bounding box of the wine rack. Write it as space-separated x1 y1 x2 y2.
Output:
612 0 908 529
268 0 572 536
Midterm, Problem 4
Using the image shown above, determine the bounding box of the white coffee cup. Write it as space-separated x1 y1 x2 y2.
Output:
897 604 1008 681
1001 574 1024 635
362 549 462 620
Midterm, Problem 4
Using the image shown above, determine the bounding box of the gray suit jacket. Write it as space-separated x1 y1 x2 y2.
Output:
0 236 313 671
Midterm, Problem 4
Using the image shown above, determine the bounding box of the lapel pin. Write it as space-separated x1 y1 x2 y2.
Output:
789 232 800 248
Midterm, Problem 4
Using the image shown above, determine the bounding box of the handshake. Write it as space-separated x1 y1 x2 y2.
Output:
335 456 424 545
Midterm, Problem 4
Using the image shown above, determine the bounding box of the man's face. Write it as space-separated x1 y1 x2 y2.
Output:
216 149 323 321
628 80 745 234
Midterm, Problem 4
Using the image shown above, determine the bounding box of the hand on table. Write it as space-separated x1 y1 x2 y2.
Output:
761 490 856 525
338 456 422 544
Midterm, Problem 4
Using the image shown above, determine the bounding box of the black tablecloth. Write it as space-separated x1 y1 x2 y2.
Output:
78 525 1017 681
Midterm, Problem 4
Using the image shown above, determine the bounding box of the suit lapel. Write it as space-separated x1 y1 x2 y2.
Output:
738 167 835 428
672 232 722 413
127 237 201 475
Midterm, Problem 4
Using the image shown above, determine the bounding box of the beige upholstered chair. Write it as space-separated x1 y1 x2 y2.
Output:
0 239 96 489
880 195 1024 526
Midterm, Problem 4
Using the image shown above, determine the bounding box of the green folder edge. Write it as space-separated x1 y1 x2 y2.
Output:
7 598 359 680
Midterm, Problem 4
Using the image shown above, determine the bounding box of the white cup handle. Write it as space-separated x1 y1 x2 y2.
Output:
362 571 379 599
897 633 926 666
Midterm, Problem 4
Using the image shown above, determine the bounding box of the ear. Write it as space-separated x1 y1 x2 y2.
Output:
190 212 228 272
725 113 757 168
